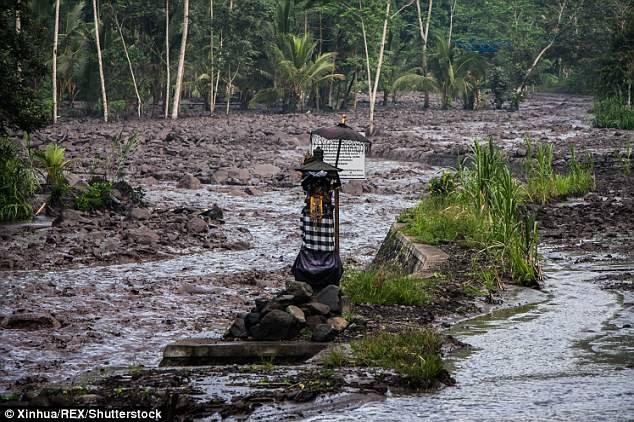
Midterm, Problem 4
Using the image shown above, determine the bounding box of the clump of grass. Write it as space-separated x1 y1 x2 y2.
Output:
342 269 435 306
400 197 484 245
592 97 634 130
524 140 594 204
0 136 38 222
351 329 445 386
321 346 348 369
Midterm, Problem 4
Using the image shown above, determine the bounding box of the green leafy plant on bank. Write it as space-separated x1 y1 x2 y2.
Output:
74 180 113 211
322 329 445 387
34 143 72 203
592 97 634 130
0 136 38 222
342 269 436 306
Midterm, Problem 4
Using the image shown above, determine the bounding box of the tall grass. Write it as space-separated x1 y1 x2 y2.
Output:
403 138 543 285
404 138 595 285
524 140 594 204
592 97 634 130
0 137 38 222
342 269 436 306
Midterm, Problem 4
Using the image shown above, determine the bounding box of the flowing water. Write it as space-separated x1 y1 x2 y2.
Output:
307 249 634 421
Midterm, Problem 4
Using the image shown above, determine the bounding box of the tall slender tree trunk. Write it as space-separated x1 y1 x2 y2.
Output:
368 0 391 137
92 0 108 122
416 0 433 108
165 0 170 118
209 0 215 114
171 0 189 119
448 0 457 45
113 11 142 118
360 13 372 110
52 0 60 123
515 0 567 96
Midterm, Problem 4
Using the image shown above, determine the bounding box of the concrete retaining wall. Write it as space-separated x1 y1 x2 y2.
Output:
372 223 448 276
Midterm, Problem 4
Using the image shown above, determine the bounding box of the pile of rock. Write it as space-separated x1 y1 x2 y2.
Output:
225 282 349 342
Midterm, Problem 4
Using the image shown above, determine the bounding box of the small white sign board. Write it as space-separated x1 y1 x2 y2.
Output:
310 134 367 180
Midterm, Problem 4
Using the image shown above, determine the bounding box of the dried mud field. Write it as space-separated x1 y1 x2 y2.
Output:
1 93 633 418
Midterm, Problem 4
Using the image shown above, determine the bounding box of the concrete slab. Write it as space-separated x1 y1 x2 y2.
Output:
160 339 329 366
373 223 449 274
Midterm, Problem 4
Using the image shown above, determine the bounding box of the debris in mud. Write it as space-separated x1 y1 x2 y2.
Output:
225 281 349 342
1 313 62 330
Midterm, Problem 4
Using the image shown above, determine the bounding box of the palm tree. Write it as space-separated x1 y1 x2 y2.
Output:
252 34 343 112
392 36 486 109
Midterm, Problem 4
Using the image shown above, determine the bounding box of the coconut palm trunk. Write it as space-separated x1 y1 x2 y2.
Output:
52 0 60 123
416 0 433 108
171 0 189 119
92 0 108 122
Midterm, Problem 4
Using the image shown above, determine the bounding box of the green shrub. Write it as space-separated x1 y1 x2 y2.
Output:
0 137 37 222
592 97 634 130
75 181 113 211
428 172 457 197
35 144 72 203
342 269 435 306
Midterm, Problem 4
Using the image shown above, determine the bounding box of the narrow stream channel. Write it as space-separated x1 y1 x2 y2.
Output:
308 249 634 421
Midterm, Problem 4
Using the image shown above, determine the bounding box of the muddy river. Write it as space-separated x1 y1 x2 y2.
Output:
2 93 633 420
0 158 441 392
305 250 634 421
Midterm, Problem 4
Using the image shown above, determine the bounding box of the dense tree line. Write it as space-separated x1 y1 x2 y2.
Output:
1 0 633 132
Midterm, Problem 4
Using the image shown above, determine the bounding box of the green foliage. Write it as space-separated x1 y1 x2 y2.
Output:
592 97 634 130
0 1 48 132
401 197 483 246
111 133 140 182
350 329 445 385
429 172 457 197
488 66 510 109
109 100 127 119
74 180 113 211
321 346 347 369
34 144 72 203
342 269 435 306
524 140 594 204
0 137 37 222
252 34 343 112
403 138 545 285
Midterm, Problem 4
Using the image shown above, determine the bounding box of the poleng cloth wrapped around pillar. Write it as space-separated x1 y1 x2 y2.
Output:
292 202 343 288
292 157 343 287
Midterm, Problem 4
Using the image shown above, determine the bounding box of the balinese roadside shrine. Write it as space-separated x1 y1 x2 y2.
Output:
292 121 371 289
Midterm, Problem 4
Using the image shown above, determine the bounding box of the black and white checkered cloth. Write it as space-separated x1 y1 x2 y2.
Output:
301 206 335 252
